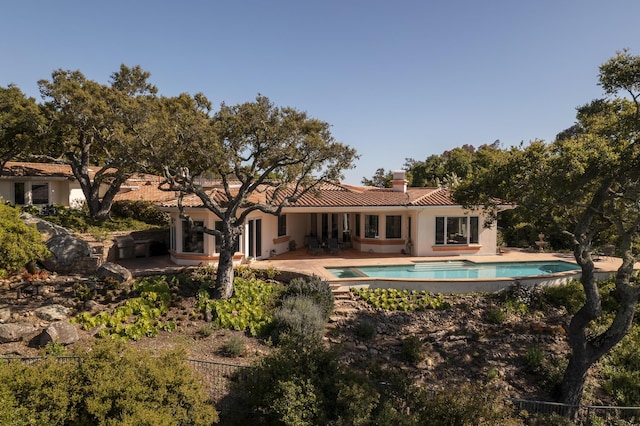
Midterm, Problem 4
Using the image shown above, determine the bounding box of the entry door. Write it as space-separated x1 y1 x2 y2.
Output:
247 219 262 258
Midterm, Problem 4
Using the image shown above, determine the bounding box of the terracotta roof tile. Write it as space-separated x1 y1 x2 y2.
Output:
160 182 459 209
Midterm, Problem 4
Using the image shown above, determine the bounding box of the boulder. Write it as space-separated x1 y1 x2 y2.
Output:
0 322 39 343
20 213 70 241
41 234 92 274
39 321 79 346
35 304 71 322
96 262 132 283
0 308 10 324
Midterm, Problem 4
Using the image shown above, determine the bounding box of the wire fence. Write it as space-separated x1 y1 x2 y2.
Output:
3 356 640 423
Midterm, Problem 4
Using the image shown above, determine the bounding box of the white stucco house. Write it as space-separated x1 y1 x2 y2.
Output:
1 163 507 265
0 162 173 208
160 171 508 266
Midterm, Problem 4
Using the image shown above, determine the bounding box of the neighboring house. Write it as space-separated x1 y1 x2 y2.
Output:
0 162 85 208
0 162 174 208
160 170 510 266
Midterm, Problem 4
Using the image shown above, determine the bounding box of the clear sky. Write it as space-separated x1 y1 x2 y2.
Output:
1 1 639 184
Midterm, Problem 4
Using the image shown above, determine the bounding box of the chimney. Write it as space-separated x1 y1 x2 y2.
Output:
392 170 407 192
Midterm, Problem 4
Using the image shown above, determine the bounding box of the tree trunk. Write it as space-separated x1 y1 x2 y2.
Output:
214 247 235 300
213 222 241 300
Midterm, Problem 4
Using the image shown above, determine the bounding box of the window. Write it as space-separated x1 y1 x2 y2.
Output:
355 214 361 237
31 183 49 205
278 214 287 237
435 216 479 245
183 220 204 253
364 215 379 238
14 182 25 205
385 215 402 239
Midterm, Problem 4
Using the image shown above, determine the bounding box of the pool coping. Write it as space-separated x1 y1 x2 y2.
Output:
257 248 624 294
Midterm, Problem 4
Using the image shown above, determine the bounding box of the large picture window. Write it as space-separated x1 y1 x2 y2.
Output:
435 216 479 245
364 215 379 238
183 220 204 253
31 183 49 205
385 215 402 239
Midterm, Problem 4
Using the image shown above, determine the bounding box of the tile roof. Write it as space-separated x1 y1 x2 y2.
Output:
2 162 174 203
2 162 76 178
160 182 458 209
3 162 460 208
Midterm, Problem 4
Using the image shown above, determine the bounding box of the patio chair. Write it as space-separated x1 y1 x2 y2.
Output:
307 238 323 255
328 238 341 255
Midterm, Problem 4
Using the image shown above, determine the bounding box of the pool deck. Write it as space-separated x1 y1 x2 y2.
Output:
116 247 626 293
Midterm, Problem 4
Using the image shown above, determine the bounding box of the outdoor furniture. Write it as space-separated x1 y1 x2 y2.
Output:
307 238 323 255
328 238 341 255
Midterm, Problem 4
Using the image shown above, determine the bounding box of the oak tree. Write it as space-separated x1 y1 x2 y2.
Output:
0 85 43 175
146 95 358 299
37 65 157 219
455 50 640 410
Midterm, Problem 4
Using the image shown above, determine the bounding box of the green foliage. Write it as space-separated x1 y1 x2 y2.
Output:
354 319 377 340
110 200 170 226
601 325 640 406
498 283 544 315
72 276 176 341
77 340 217 425
542 280 586 314
272 296 326 348
0 340 218 425
409 382 522 425
284 276 335 319
351 287 450 311
197 277 280 336
41 204 164 233
401 335 425 364
221 334 246 357
0 203 50 272
485 307 507 324
522 347 568 393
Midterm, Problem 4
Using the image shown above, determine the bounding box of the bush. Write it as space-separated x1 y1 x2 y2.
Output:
401 335 425 364
111 200 170 226
0 340 218 425
354 319 377 340
409 382 522 425
543 280 585 314
283 276 335 319
272 296 326 348
221 334 246 357
0 203 50 272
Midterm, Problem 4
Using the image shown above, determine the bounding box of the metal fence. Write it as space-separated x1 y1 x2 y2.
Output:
185 358 249 402
512 398 640 423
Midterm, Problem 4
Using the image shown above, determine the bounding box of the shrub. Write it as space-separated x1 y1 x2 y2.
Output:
354 319 377 340
111 200 170 226
222 334 246 357
542 280 585 314
0 203 50 272
0 341 220 425
272 296 326 348
283 276 335 319
197 277 280 336
523 346 545 373
409 382 522 425
485 307 507 324
401 335 425 364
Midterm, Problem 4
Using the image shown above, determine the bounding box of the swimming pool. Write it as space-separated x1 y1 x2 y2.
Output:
326 260 580 280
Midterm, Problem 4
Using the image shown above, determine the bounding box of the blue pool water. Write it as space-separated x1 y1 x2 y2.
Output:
326 260 580 280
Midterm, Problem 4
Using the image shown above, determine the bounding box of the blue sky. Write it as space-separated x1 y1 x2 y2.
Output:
2 1 639 184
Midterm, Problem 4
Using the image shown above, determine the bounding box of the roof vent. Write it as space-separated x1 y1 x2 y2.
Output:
392 170 407 192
